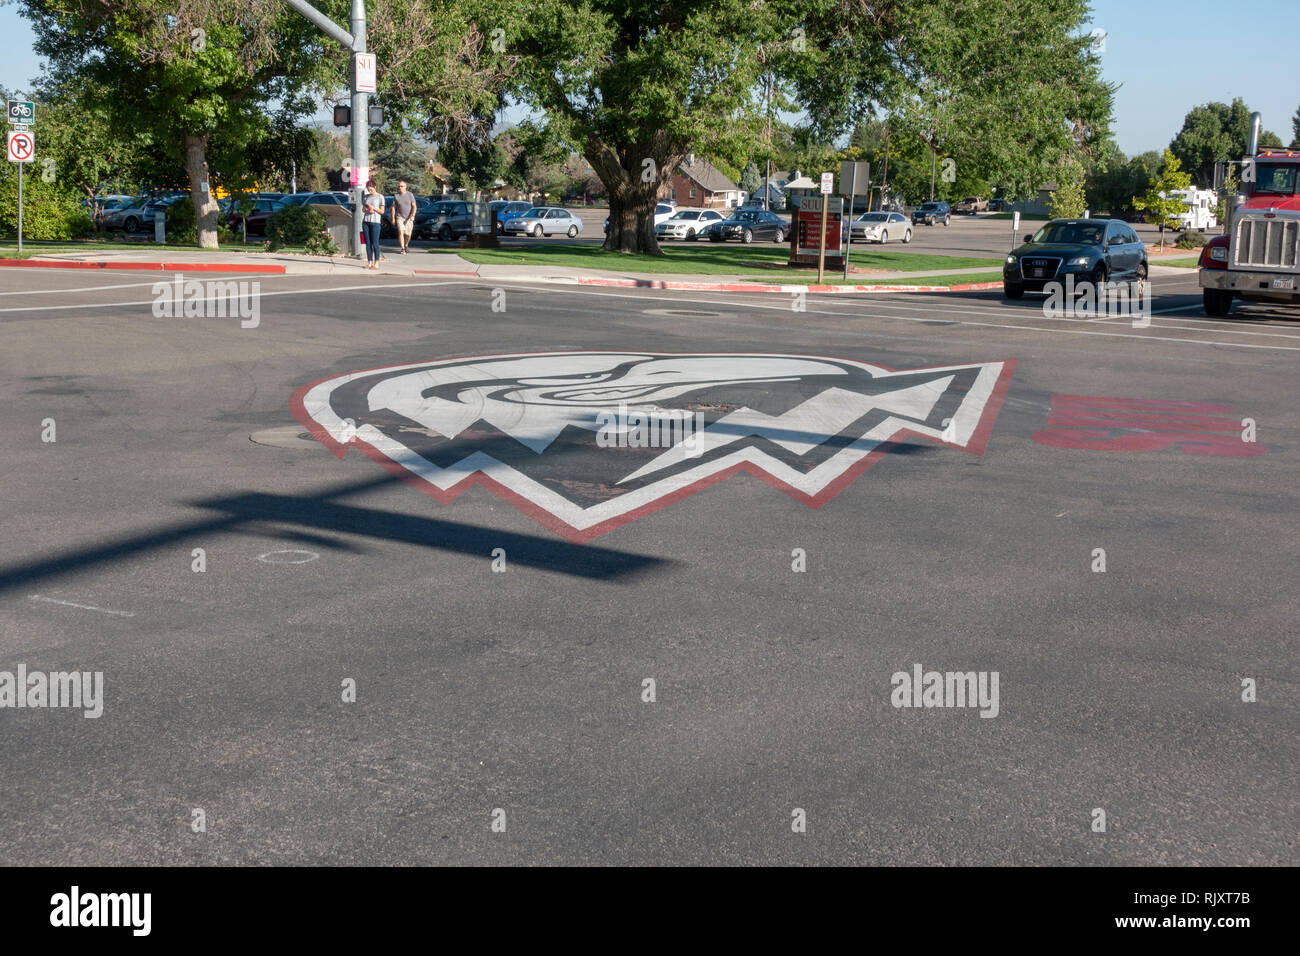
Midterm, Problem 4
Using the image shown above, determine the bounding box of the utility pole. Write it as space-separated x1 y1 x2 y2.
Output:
282 0 368 258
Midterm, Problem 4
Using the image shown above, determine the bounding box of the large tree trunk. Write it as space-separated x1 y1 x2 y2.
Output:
183 132 221 249
586 134 683 255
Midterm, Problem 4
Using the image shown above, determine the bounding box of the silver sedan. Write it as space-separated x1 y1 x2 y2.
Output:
504 207 584 238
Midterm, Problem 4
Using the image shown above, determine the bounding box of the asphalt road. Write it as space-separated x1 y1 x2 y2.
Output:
0 266 1295 865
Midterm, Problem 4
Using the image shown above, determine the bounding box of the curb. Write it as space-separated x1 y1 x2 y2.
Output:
0 259 287 274
568 275 1004 294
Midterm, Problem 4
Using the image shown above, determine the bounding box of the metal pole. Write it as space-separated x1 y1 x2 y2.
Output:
843 166 855 281
350 0 368 259
17 160 22 256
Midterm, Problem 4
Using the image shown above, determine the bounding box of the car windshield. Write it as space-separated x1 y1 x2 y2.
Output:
521 208 545 217
1031 221 1106 245
656 205 672 213
430 203 457 215
858 213 888 222
1252 163 1298 196
920 204 940 211
671 211 700 220
732 211 759 221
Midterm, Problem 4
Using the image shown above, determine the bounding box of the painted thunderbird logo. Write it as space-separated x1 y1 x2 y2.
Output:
291 352 1015 541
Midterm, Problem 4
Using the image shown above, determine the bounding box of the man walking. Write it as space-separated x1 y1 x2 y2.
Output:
391 180 417 255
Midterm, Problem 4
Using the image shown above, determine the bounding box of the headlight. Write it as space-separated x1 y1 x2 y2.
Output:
1067 255 1090 266
1210 246 1227 261
1005 255 1016 264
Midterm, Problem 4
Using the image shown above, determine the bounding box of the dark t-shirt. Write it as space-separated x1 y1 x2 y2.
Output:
393 192 416 219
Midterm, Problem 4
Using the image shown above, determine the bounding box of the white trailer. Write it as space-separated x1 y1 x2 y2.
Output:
1168 187 1218 231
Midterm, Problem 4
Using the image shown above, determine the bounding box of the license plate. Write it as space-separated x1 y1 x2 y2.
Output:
1272 277 1295 290
1030 269 1046 278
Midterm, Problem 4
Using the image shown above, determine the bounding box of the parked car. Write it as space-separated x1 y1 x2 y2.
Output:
280 191 350 209
490 200 533 234
988 198 1008 212
704 208 789 243
911 201 951 226
1003 218 1148 299
227 198 287 236
849 211 912 244
656 208 726 241
954 196 989 214
105 195 182 233
422 199 475 240
506 206 584 237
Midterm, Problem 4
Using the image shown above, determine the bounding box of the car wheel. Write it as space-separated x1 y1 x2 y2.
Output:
1133 262 1148 299
709 235 722 243
124 216 140 234
438 224 452 241
567 225 578 238
1088 263 1108 297
903 229 912 243
686 229 697 241
496 221 504 234
532 225 543 238
1203 288 1233 316
742 229 753 244
1003 283 1025 299
773 228 784 243
944 216 950 227
880 230 889 243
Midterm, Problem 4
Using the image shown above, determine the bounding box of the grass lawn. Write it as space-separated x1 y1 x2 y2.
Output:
1154 257 1201 268
437 243 1001 275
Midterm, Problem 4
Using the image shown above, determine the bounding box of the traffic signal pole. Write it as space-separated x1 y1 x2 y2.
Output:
282 0 367 258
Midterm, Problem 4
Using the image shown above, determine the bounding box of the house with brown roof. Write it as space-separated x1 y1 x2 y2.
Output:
660 156 745 209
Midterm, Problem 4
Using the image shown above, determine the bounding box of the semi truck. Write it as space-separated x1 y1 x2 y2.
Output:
1199 113 1300 316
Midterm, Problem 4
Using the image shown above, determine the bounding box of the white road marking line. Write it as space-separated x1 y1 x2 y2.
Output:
256 550 320 564
0 280 472 313
28 594 135 617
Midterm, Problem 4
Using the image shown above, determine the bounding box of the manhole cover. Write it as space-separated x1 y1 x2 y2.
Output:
249 426 322 450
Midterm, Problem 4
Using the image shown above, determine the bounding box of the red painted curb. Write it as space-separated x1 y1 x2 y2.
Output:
0 259 287 274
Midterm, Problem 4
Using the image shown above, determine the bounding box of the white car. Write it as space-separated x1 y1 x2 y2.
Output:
504 207 584 238
655 208 726 241
850 211 912 243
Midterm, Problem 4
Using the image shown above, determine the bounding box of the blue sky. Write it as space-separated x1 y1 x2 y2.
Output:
1 1 1296 155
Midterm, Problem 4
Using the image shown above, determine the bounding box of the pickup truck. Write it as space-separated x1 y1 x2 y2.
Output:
954 196 989 215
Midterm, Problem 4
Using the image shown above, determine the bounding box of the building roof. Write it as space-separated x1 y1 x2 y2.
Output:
679 157 739 194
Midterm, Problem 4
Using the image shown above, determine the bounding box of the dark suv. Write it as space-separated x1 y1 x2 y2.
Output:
1003 218 1148 299
911 201 951 226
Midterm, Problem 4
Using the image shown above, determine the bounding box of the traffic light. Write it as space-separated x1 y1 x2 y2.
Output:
333 105 351 127
368 105 383 127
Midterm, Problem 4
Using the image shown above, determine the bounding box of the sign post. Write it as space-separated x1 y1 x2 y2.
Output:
840 160 869 281
818 172 833 283
1011 210 1021 250
7 127 35 255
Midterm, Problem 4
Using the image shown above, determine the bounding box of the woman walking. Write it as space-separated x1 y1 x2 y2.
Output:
362 181 385 270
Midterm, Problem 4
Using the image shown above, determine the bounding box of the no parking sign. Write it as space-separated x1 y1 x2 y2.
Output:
7 129 34 163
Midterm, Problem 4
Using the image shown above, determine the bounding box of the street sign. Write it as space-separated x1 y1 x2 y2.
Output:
7 129 34 163
820 172 833 194
354 53 377 93
7 99 35 125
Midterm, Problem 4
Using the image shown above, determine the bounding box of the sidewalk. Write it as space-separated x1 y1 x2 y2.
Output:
2 245 1188 293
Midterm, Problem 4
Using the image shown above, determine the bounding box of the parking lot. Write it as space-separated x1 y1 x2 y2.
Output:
0 262 1294 865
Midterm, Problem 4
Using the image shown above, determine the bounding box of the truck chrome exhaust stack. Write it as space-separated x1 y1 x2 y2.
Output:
1247 112 1262 158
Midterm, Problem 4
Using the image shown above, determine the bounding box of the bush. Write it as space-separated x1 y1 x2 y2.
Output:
265 203 326 250
1175 230 1206 250
0 169 93 240
303 228 340 256
164 198 237 246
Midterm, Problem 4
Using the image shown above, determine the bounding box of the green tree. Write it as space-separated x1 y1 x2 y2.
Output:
1293 104 1300 147
1134 149 1191 250
1048 163 1088 219
1169 98 1284 184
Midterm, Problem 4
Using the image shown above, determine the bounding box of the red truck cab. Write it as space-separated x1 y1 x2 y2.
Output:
1199 149 1300 315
